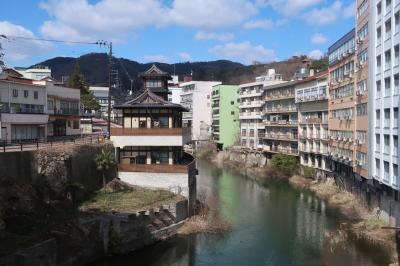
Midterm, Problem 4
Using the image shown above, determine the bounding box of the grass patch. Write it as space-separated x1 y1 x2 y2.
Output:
79 187 181 212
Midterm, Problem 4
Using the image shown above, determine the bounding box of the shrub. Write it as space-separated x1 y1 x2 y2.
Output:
303 166 316 179
271 154 298 177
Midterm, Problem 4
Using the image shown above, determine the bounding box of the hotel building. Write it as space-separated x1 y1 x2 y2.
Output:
296 71 330 177
239 69 285 149
327 29 357 180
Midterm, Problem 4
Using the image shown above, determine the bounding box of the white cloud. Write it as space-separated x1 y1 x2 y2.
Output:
209 41 276 65
303 1 354 25
169 0 257 29
311 33 327 45
177 52 192 62
143 54 170 63
0 21 52 65
39 0 169 42
308 49 323 60
343 2 355 18
243 19 274 30
258 0 323 16
39 0 258 42
194 31 234 42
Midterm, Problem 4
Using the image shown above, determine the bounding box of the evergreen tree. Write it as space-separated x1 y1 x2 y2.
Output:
68 61 100 112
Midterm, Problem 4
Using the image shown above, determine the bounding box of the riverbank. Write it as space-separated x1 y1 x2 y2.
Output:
206 150 398 264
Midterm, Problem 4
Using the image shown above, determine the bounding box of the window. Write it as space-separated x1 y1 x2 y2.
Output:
231 101 234 105
385 50 392 70
384 161 390 181
12 89 18 97
207 95 210 99
394 108 399 127
377 27 382 42
231 111 235 115
376 134 381 151
376 109 381 125
23 90 29 98
47 100 54 110
386 0 392 8
357 131 367 144
385 134 390 154
395 74 399 94
34 91 38 99
386 19 392 39
396 12 400 34
377 80 382 98
384 108 390 127
385 77 391 96
357 103 368 116
358 49 368 63
357 0 368 18
249 129 254 137
394 135 398 155
377 2 382 16
146 80 162 88
377 55 382 69
376 159 381 177
394 164 399 181
241 129 246 136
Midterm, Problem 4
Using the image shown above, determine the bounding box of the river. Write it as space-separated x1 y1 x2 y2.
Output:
95 160 392 266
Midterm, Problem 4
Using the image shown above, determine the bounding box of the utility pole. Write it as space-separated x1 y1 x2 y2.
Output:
107 42 112 138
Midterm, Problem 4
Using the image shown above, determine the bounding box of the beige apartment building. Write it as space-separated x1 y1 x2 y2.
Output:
296 71 330 177
354 0 369 180
263 81 298 156
328 29 357 179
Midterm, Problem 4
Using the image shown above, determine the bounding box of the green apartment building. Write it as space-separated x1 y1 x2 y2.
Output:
211 85 240 150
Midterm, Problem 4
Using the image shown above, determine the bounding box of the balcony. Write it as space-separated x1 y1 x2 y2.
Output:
118 162 191 173
300 117 328 124
265 94 296 101
265 120 297 127
264 133 298 141
264 146 299 156
111 127 191 148
264 107 297 114
51 108 80 116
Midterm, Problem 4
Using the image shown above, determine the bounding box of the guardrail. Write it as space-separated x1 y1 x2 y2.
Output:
0 134 108 152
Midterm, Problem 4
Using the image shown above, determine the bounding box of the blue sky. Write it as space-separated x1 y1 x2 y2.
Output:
1 0 355 67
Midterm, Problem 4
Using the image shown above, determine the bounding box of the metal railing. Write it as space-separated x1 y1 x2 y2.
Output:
110 127 191 136
0 134 107 153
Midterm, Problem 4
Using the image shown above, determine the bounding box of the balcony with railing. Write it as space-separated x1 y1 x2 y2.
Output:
0 104 45 114
264 133 298 141
264 120 298 127
264 106 297 114
111 127 191 148
265 93 296 101
300 117 328 124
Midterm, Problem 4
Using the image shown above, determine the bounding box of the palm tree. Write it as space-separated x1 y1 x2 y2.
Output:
95 149 116 188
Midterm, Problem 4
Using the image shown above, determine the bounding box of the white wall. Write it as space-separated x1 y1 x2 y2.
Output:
111 135 188 148
180 81 221 141
119 171 189 197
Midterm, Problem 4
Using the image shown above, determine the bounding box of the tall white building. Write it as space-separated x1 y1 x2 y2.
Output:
179 81 221 141
369 0 400 190
168 75 182 104
239 69 285 149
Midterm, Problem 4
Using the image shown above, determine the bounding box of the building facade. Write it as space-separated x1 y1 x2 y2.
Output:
0 74 48 141
211 84 240 150
328 29 357 180
355 0 370 180
369 0 400 190
16 66 52 81
263 81 299 156
179 81 221 141
239 69 285 149
110 65 196 213
44 81 81 137
296 72 330 176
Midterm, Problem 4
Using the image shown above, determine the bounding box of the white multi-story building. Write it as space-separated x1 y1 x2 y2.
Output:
16 66 52 81
0 71 48 141
369 0 400 190
179 81 221 141
296 71 330 176
239 69 285 149
89 86 115 120
168 75 182 104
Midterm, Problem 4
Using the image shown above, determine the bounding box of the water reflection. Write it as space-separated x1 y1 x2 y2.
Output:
94 160 390 266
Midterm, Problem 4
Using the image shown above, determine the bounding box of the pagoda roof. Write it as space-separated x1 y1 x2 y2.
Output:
114 89 188 111
138 64 172 79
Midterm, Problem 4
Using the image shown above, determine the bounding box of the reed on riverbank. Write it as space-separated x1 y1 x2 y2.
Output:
178 191 232 235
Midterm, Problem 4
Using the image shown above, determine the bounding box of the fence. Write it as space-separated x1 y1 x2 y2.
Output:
0 134 108 152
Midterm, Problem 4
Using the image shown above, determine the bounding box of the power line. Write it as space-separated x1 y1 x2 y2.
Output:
0 34 108 46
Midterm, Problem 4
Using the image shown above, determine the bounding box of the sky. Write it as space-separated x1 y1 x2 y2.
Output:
0 0 356 67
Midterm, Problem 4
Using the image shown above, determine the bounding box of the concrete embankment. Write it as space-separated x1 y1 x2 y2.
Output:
0 144 192 265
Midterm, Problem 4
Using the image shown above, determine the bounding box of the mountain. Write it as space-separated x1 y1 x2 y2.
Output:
32 53 314 95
